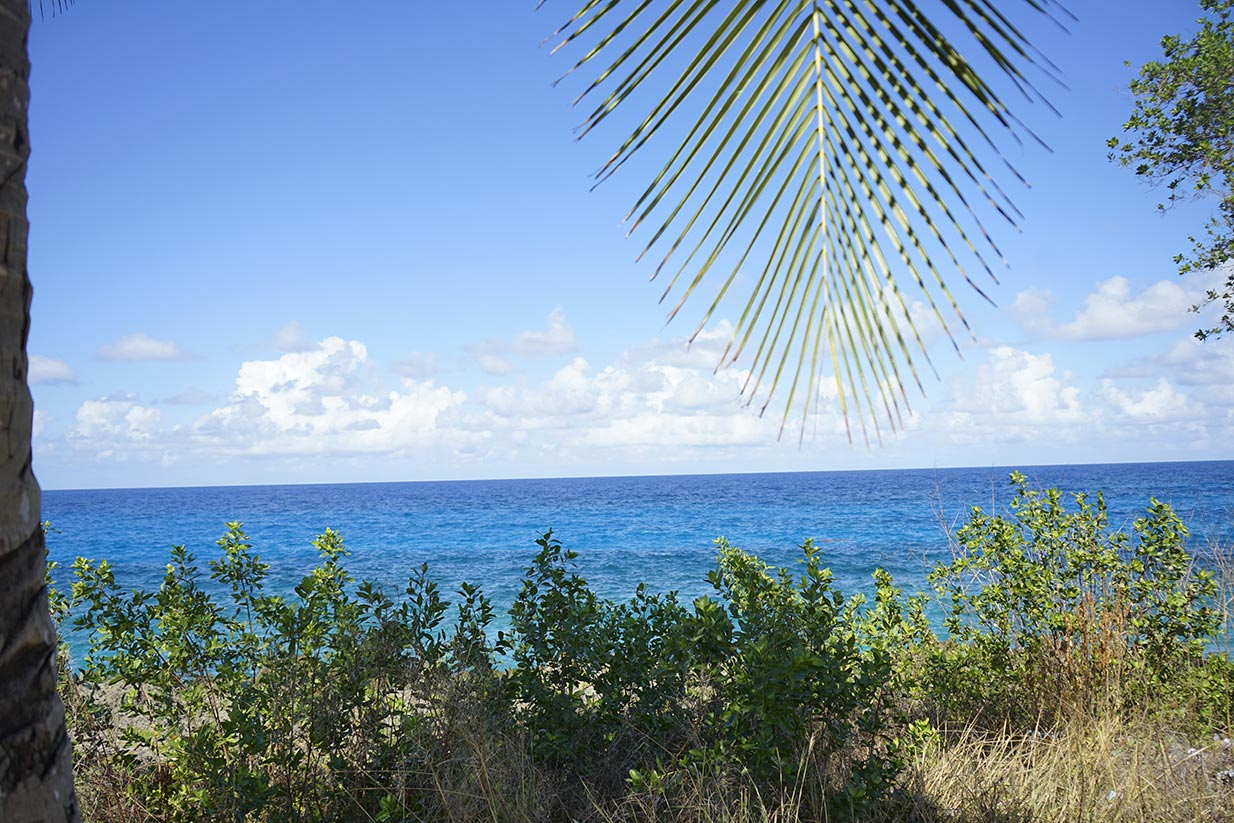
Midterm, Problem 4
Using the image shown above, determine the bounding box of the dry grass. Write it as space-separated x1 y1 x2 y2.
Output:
885 717 1234 823
584 716 1234 823
66 670 1234 823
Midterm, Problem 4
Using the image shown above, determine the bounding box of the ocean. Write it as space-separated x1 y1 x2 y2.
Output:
43 462 1234 651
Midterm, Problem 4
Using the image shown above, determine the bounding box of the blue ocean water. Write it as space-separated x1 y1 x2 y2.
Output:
43 461 1234 651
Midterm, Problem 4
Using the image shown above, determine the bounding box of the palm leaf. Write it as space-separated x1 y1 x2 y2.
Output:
544 0 1067 444
32 0 74 18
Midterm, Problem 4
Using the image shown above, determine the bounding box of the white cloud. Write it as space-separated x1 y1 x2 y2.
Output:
481 357 598 419
43 320 1233 483
470 323 801 451
1008 288 1056 336
239 321 317 356
200 337 474 455
913 334 1234 458
865 286 953 352
99 333 190 362
72 396 163 445
1100 378 1193 420
1010 277 1193 340
269 321 315 353
959 347 1087 421
1107 336 1234 387
470 319 906 450
510 306 577 356
475 353 515 377
581 412 769 448
628 320 737 370
32 409 48 438
28 355 77 385
466 307 577 373
123 406 162 441
635 318 936 443
941 346 1091 442
1062 277 1193 339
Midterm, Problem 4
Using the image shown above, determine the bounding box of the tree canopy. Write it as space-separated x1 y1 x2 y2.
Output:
1109 0 1234 340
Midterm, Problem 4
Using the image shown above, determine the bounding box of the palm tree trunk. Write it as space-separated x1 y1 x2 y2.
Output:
0 1 78 820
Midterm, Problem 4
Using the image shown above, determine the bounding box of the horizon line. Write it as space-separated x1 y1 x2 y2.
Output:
39 457 1233 495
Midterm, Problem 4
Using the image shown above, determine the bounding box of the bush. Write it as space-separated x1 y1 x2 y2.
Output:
63 523 508 822
55 526 915 821
496 531 904 814
48 473 1233 822
922 471 1225 726
500 530 689 798
684 539 902 805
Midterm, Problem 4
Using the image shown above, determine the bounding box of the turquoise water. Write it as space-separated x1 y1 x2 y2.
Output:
43 462 1234 650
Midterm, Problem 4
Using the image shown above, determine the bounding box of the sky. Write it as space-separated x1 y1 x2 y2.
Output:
23 1 1234 490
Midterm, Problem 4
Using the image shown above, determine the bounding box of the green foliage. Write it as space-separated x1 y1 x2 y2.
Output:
46 476 1232 822
502 529 613 764
692 538 897 791
43 521 70 627
496 531 905 812
502 530 690 775
546 0 1062 441
62 523 504 822
1109 0 1234 339
923 472 1223 725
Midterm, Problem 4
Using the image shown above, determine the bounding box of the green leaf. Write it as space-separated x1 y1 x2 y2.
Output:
547 0 1060 439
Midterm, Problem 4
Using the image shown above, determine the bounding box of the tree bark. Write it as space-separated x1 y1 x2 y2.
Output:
0 1 78 820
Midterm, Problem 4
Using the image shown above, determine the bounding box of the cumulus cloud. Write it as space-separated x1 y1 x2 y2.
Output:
941 346 1091 442
473 354 515 376
72 395 163 444
1100 378 1194 420
99 333 190 362
467 316 918 451
1010 277 1194 340
470 321 807 451
1008 288 1056 336
29 355 76 385
582 412 769 448
864 287 954 351
627 320 737 371
466 307 577 374
1096 333 1234 425
268 321 316 353
917 334 1234 455
512 307 577 356
481 357 600 420
1062 277 1194 339
1106 337 1234 387
200 337 473 455
238 321 317 356
979 348 1087 423
46 321 1232 480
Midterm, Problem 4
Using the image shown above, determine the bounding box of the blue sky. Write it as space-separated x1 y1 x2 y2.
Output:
24 1 1234 490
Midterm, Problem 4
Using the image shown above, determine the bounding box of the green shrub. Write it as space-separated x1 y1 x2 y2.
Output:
923 471 1224 726
688 539 901 796
501 530 689 791
63 523 508 822
46 473 1232 822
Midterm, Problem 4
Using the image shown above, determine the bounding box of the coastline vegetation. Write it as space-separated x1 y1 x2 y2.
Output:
49 473 1234 822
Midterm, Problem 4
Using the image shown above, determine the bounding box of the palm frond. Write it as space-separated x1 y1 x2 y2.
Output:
546 0 1065 444
32 0 74 19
